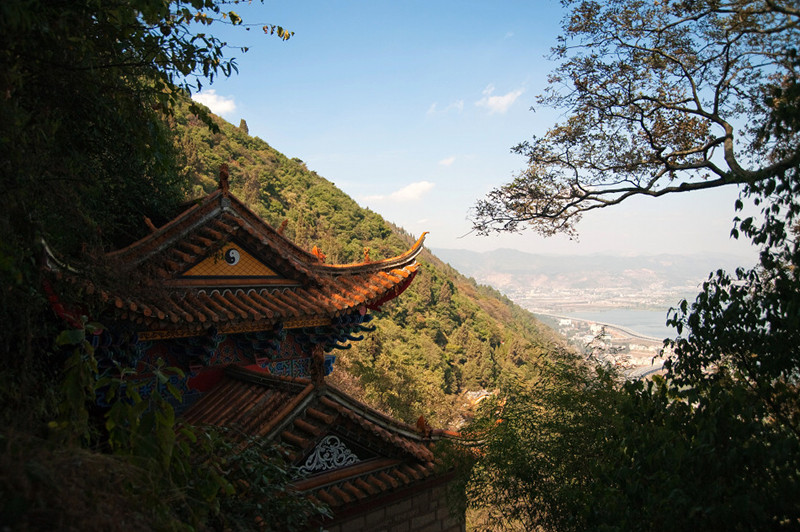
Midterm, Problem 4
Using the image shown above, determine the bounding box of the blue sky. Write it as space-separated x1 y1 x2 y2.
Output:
193 0 757 262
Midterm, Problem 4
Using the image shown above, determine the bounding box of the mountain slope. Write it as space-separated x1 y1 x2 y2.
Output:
172 106 564 427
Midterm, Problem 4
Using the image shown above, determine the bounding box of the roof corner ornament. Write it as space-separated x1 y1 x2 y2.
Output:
143 216 157 233
219 164 230 197
363 247 371 263
311 245 326 263
278 219 288 235
416 415 433 437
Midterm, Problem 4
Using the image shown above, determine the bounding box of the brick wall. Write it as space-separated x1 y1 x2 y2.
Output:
324 481 465 532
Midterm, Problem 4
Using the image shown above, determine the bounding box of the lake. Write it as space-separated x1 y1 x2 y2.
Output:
565 308 680 339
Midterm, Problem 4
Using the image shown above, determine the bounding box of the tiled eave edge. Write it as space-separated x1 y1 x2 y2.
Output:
114 264 419 340
322 385 435 445
297 465 458 527
136 315 334 341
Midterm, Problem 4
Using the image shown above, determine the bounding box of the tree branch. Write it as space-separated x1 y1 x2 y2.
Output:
473 0 800 237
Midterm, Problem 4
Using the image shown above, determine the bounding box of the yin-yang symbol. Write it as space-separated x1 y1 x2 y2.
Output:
225 248 240 266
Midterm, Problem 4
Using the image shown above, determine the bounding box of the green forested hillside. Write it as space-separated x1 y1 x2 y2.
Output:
172 105 563 427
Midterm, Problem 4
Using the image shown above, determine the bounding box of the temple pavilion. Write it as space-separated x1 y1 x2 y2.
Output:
52 171 464 531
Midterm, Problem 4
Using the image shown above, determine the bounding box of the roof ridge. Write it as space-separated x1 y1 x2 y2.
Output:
321 385 427 442
108 190 223 262
311 232 428 275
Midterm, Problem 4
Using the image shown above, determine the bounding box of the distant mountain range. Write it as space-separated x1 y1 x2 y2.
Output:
431 248 755 312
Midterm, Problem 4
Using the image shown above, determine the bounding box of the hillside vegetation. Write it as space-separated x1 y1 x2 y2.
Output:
0 103 563 530
172 106 563 428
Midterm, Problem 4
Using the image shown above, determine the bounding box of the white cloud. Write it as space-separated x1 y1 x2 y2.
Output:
362 181 435 202
475 84 524 114
439 156 456 167
427 100 464 115
192 89 237 116
445 100 464 113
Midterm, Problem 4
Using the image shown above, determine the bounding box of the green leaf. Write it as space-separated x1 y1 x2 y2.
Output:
56 329 85 346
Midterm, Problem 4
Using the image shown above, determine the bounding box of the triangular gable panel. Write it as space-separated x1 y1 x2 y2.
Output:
182 242 293 282
296 434 380 478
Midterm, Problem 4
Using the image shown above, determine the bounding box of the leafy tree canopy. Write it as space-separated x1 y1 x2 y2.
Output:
463 1 800 529
472 0 799 237
1 0 291 255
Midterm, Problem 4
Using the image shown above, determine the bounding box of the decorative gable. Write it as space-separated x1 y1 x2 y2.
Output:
297 435 371 477
183 365 448 510
180 242 297 286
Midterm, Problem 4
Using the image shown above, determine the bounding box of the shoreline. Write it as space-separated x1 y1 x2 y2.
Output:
533 311 666 342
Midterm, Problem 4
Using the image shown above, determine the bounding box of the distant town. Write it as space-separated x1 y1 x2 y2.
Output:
534 313 670 379
504 283 679 378
503 282 697 314
431 248 753 379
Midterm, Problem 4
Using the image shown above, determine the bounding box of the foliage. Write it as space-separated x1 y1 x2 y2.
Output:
201 428 331 531
39 320 327 531
1 429 177 531
1 0 289 257
0 2 325 528
472 0 800 237
1 425 328 532
463 1 800 529
0 0 290 429
462 350 617 531
465 358 800 531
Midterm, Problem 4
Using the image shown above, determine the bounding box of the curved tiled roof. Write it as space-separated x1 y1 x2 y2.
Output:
184 365 449 511
92 187 426 338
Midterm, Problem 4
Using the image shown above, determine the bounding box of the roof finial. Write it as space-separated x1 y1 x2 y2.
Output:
311 245 326 263
143 216 157 233
416 415 432 437
219 164 230 196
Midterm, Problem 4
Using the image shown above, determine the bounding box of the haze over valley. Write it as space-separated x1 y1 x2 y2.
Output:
433 248 753 338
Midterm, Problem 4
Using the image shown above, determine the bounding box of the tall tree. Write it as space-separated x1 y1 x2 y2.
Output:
463 1 800 529
472 0 799 237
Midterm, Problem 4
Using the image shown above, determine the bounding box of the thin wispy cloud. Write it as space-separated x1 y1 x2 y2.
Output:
427 100 464 115
362 181 435 202
446 100 464 113
439 156 456 167
475 84 524 114
193 89 237 116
